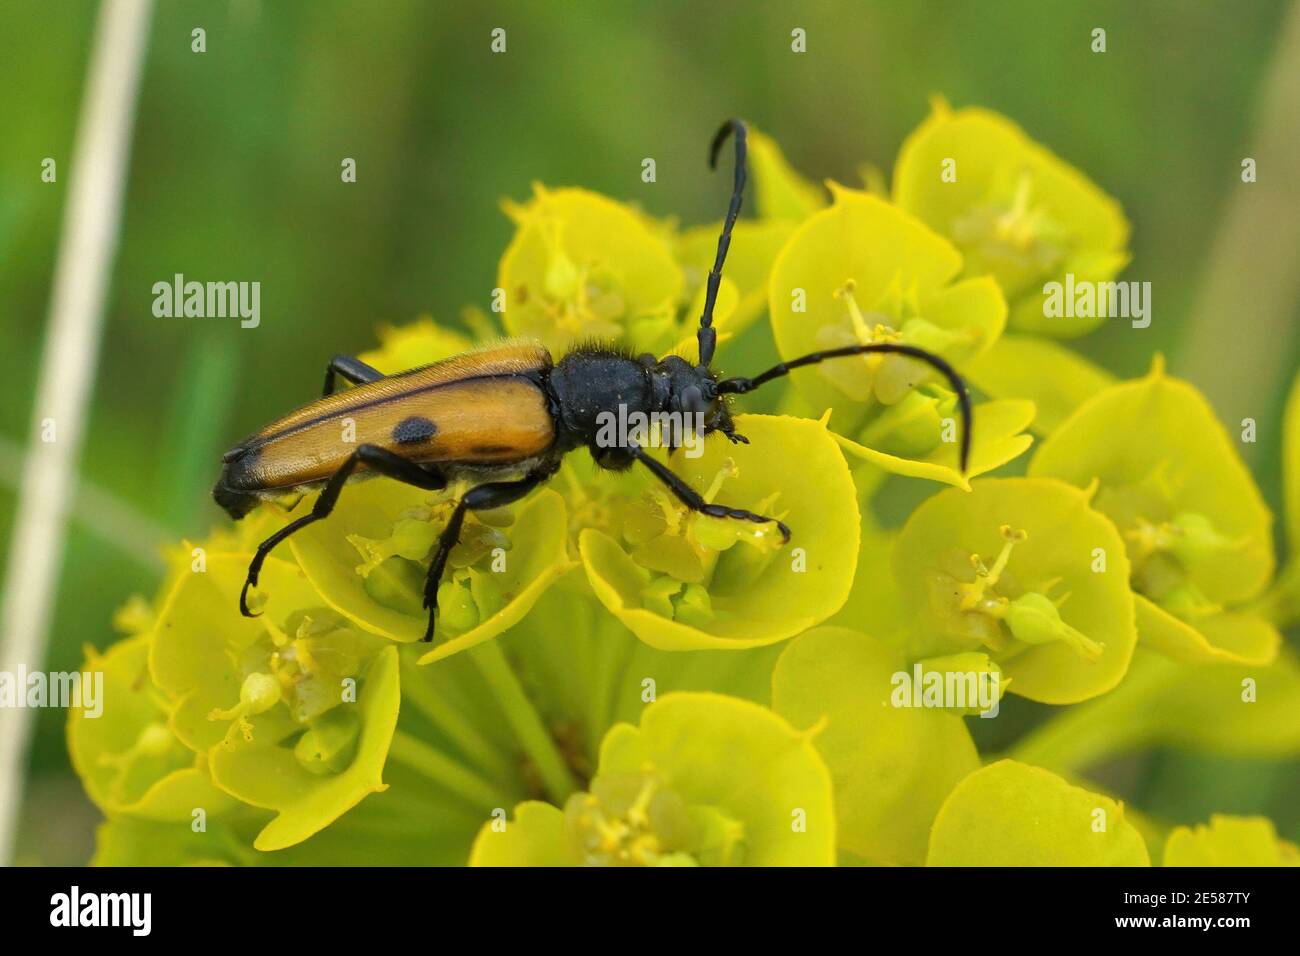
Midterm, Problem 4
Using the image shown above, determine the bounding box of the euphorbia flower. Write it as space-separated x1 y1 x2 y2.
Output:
82 578 794 865
470 692 835 866
893 477 1138 703
1030 359 1280 665
927 760 1150 866
574 414 860 650
1162 815 1299 866
893 99 1130 338
64 102 1300 870
147 551 400 849
497 186 685 354
772 625 979 865
289 481 571 664
68 634 235 821
768 185 1032 487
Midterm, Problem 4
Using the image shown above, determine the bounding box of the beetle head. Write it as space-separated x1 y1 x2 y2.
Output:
648 354 741 445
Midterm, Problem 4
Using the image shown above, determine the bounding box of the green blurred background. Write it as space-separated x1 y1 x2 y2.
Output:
2 0 1297 863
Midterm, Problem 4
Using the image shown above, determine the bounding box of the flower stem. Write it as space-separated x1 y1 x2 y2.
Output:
1008 709 1140 775
590 616 635 745
1008 663 1161 773
398 654 515 781
387 730 502 811
469 640 578 804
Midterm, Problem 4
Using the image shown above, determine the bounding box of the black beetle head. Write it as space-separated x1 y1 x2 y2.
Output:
649 354 738 442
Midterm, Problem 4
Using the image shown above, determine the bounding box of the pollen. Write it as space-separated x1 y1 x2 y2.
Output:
563 772 689 866
939 524 1104 662
819 276 950 406
993 174 1046 251
834 279 901 346
950 172 1067 288
957 525 1026 613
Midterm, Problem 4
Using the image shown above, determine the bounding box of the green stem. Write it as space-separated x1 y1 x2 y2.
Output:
1009 708 1142 775
398 653 515 781
1009 662 1164 773
350 787 485 833
592 615 635 747
469 640 578 804
387 730 502 811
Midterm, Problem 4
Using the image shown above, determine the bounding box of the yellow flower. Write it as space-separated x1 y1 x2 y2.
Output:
894 99 1129 337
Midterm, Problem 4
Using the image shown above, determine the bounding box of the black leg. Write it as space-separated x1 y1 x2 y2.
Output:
629 444 790 543
240 444 445 616
419 470 550 642
323 354 383 396
697 118 748 368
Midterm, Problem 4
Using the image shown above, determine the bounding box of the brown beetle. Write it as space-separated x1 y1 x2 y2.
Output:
214 120 972 641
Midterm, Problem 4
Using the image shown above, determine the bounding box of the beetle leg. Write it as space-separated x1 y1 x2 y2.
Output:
239 444 446 616
322 354 384 396
420 470 550 642
421 500 468 642
628 444 790 543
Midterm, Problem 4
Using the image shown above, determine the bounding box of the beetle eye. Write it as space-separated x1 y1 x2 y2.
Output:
679 385 709 416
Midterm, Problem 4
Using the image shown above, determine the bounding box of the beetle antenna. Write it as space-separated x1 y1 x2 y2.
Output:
697 118 748 369
716 343 974 474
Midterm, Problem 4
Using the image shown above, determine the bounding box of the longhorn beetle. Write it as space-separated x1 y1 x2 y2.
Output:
214 119 973 642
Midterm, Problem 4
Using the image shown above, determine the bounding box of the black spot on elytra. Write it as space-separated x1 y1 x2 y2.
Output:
392 415 437 445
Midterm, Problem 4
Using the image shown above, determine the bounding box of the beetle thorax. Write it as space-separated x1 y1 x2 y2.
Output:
548 351 660 449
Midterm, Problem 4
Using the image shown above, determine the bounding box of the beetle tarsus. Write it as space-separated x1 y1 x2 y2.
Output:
629 443 788 542
700 502 790 542
239 576 262 618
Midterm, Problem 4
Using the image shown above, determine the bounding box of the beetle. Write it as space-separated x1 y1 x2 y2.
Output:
214 118 972 642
